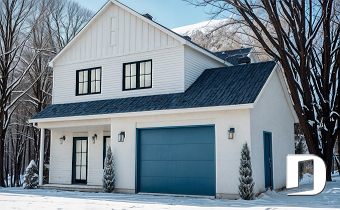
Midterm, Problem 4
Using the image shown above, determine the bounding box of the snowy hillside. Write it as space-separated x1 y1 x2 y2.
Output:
172 16 246 52
172 16 269 61
172 18 232 36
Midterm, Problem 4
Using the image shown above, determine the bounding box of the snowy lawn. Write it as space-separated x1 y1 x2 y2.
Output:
0 174 339 210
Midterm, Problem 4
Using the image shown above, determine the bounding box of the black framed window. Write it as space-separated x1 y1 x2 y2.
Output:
76 67 101 95
123 60 152 90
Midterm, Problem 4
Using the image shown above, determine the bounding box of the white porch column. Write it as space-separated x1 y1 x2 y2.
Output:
39 128 45 186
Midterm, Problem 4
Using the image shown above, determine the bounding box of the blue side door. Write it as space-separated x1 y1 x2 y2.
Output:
263 132 273 189
137 126 215 196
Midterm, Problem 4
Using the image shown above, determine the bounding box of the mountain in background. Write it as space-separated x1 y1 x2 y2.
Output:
172 16 269 61
172 18 232 36
172 15 248 52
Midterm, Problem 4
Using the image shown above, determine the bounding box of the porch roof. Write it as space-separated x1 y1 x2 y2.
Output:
31 61 276 120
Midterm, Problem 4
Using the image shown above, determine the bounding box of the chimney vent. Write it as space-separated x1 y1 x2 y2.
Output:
183 36 191 41
238 56 251 65
142 13 153 20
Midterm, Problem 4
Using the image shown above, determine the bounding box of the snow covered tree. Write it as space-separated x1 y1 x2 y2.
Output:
0 0 93 187
23 160 39 189
186 0 340 182
0 0 50 187
238 143 254 200
103 146 115 193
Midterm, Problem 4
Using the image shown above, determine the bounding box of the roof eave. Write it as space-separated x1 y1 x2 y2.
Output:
253 63 299 123
49 0 112 65
49 0 229 67
29 103 254 126
185 42 233 66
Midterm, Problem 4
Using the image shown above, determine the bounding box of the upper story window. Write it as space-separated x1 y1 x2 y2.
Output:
76 67 101 95
123 60 152 90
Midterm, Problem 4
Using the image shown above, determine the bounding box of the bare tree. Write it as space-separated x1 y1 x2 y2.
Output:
0 0 52 187
1 0 93 186
185 0 340 181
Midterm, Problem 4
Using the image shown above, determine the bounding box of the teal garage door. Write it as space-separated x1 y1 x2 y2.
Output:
137 126 215 196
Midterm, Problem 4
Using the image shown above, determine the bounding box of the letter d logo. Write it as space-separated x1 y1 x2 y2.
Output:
286 154 326 196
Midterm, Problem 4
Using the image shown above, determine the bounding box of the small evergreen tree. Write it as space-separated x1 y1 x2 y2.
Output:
103 146 115 193
23 160 39 189
295 140 304 181
238 143 255 200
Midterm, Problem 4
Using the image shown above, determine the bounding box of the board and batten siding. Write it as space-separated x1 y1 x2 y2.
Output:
184 46 226 90
54 4 181 66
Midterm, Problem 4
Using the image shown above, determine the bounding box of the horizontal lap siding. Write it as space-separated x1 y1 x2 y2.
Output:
53 46 184 104
49 130 73 184
184 46 226 90
53 3 184 104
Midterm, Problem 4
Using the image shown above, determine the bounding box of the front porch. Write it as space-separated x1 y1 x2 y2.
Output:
37 119 112 188
38 184 103 193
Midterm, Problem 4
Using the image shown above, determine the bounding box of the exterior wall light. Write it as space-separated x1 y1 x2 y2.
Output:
92 134 97 144
228 128 235 139
118 132 125 142
60 136 66 145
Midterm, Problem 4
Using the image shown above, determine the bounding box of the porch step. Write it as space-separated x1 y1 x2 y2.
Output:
38 184 103 193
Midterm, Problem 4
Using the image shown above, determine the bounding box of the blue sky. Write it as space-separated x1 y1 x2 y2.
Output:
76 0 230 29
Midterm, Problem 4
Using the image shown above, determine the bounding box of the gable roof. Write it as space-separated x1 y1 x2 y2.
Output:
213 48 252 65
31 61 276 120
49 0 229 66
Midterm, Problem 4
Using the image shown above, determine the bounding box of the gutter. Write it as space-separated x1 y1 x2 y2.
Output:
29 103 254 124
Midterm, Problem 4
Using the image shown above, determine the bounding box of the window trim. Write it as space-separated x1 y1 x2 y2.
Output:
123 60 152 91
76 67 102 96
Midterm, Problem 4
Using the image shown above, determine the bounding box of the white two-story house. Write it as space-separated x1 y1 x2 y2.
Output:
29 0 298 199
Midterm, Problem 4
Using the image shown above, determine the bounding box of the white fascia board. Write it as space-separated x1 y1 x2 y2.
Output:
49 0 112 65
253 63 277 107
276 66 299 123
113 0 188 45
29 103 254 123
185 42 232 66
253 63 299 123
113 0 229 66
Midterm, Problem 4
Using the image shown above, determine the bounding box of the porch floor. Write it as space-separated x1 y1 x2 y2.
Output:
38 184 103 193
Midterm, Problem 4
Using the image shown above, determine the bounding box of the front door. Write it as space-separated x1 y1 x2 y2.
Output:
263 132 273 189
73 137 88 184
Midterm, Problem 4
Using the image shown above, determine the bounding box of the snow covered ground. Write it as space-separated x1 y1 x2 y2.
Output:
0 174 339 210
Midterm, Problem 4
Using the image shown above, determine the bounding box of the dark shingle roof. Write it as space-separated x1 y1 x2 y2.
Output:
31 61 276 120
213 48 252 65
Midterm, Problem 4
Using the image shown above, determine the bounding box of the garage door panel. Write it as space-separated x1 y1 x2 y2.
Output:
140 177 215 196
140 160 215 178
138 126 215 196
140 127 214 145
140 144 215 161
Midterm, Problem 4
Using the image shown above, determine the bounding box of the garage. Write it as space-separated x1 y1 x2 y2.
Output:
137 126 215 196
